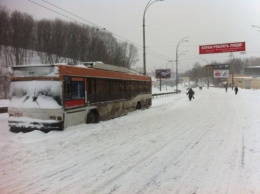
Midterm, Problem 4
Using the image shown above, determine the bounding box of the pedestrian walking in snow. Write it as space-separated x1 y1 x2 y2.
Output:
234 86 238 95
187 88 195 101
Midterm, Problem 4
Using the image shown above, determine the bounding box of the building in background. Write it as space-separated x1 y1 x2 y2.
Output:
228 66 260 89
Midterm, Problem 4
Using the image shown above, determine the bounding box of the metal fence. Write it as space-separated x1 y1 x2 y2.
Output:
152 91 180 99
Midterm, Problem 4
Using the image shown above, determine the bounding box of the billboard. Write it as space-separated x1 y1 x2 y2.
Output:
199 42 245 54
214 70 229 78
155 69 171 79
213 64 230 70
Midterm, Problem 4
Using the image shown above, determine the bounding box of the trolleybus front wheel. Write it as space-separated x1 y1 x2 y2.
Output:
136 102 142 110
86 110 100 124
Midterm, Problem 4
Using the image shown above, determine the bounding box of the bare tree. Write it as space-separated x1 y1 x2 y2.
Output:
0 6 11 47
0 64 10 99
1 8 140 68
51 19 67 62
10 11 34 65
65 22 82 63
78 25 91 62
247 57 260 67
232 58 244 74
127 43 139 67
0 7 14 67
36 19 54 64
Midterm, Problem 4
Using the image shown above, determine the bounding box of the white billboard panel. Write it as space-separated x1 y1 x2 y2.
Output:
214 70 229 78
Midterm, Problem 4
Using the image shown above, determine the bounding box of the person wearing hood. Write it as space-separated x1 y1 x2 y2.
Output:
234 86 238 95
187 88 195 101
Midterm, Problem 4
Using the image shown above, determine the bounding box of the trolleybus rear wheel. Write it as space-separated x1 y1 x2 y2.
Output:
87 110 100 124
136 102 141 110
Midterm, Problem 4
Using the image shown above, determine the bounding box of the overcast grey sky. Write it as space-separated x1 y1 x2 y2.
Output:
1 0 260 72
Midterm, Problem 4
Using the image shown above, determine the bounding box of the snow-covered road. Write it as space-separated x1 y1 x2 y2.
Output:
1 87 260 194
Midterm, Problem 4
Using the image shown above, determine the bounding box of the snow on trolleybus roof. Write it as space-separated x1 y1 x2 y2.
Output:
10 62 150 81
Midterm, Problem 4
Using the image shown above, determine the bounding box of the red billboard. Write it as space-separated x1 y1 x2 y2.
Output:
199 42 245 54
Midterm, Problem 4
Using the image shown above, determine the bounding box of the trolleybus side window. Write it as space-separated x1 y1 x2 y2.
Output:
110 80 125 101
121 81 126 99
96 79 110 102
145 81 151 93
64 77 84 100
139 82 144 93
64 76 85 108
86 78 151 104
131 81 139 97
71 81 84 99
87 78 96 103
125 81 131 99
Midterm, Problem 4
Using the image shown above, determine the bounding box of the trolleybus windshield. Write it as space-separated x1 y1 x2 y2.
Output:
9 80 62 109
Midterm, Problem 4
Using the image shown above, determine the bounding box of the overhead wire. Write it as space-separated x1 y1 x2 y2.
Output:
28 0 79 24
41 0 173 61
28 0 173 62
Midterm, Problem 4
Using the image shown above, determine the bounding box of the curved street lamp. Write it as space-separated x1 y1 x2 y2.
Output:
176 37 189 92
143 0 164 75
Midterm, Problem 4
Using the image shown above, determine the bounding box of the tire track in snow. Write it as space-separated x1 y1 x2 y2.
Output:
92 92 222 193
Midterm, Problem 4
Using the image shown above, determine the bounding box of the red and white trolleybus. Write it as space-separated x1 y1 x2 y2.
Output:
8 62 152 132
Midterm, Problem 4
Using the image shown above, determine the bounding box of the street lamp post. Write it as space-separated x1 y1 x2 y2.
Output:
230 52 235 90
165 60 173 91
143 0 164 75
200 58 210 89
185 65 191 88
176 37 189 93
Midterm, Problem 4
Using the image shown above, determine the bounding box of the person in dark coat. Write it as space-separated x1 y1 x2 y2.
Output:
225 84 228 92
234 86 238 95
187 88 195 101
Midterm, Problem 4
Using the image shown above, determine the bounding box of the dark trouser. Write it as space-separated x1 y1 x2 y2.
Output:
189 95 193 101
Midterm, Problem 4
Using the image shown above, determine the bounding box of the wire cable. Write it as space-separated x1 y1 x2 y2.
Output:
30 0 173 62
42 0 173 62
